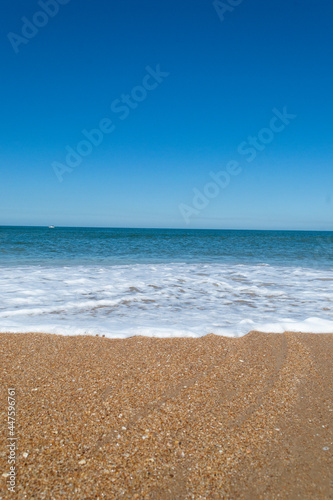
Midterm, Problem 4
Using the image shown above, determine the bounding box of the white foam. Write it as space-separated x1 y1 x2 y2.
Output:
0 263 332 338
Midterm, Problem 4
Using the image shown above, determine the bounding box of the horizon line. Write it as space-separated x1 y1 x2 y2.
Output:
1 225 333 233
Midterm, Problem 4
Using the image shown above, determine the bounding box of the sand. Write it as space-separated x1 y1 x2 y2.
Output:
0 331 332 499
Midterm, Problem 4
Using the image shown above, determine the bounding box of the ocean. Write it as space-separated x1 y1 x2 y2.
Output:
1 226 333 337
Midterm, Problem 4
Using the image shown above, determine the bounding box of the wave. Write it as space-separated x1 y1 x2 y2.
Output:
0 263 332 337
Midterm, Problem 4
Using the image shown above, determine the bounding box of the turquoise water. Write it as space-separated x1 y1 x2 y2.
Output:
0 227 332 337
1 227 332 268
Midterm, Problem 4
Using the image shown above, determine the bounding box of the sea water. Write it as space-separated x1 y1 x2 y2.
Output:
1 227 332 337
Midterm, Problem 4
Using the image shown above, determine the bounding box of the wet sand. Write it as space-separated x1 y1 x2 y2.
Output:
0 332 332 499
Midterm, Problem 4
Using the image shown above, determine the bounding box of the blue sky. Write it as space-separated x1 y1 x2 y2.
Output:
1 0 332 230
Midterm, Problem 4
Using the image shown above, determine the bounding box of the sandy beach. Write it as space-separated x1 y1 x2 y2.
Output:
0 332 332 499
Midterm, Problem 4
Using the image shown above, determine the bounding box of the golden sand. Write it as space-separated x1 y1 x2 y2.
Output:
0 332 332 499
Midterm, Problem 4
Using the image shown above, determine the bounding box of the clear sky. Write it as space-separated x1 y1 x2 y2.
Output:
1 0 332 230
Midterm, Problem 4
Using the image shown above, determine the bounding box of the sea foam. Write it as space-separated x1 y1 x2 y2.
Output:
0 263 332 338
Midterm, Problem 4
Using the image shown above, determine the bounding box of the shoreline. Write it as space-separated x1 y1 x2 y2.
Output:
2 327 333 340
1 331 332 498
